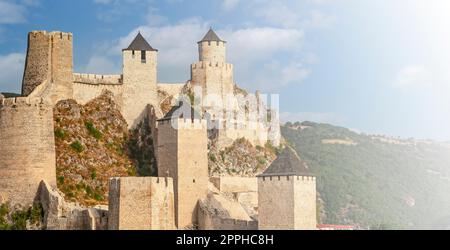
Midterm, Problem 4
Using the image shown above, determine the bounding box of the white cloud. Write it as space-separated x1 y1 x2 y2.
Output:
393 65 432 88
225 27 304 63
0 53 25 93
242 60 311 92
0 0 26 24
222 0 240 11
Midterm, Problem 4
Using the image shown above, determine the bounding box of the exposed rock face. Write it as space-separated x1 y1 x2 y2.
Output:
37 181 108 230
208 138 277 177
53 90 136 206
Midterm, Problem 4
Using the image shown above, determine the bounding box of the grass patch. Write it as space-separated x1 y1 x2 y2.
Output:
54 128 67 139
85 121 103 140
70 141 84 153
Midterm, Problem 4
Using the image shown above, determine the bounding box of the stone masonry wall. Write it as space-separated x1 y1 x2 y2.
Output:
294 176 317 229
108 177 175 230
0 97 56 206
157 118 208 229
23 31 74 104
72 82 124 106
122 50 158 128
21 31 51 96
197 201 257 230
258 176 316 230
199 41 226 63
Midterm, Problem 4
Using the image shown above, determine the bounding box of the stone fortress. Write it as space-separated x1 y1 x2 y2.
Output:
0 28 317 230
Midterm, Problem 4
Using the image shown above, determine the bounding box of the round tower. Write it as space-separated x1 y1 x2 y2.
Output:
0 97 57 206
22 31 74 103
198 28 227 63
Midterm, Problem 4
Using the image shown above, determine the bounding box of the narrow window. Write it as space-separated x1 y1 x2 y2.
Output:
141 50 146 63
132 50 135 59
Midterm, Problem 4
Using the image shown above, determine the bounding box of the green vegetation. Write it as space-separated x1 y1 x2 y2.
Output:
0 203 44 230
90 170 97 180
54 128 67 139
127 118 157 176
70 140 84 153
85 121 103 140
282 121 450 229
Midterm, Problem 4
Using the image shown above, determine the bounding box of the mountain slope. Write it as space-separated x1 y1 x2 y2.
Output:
282 121 450 229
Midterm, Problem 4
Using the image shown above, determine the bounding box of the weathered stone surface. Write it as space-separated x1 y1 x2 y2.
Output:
258 175 316 230
197 183 256 230
108 177 175 230
0 98 56 207
157 118 209 229
37 181 108 230
210 177 258 193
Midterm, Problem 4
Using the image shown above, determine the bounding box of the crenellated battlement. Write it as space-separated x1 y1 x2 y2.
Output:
73 73 123 85
110 176 173 188
198 40 226 47
191 61 233 70
259 175 316 182
0 96 45 108
158 118 207 130
29 30 73 41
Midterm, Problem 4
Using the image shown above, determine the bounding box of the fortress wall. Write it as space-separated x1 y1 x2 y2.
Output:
197 202 257 230
258 176 316 230
73 73 122 85
157 83 185 97
72 82 124 106
215 120 268 148
0 97 56 206
108 177 175 230
210 177 258 193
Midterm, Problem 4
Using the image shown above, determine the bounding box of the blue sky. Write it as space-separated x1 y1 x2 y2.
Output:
1 0 449 141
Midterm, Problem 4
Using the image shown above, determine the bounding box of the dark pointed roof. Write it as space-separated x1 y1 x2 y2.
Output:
258 147 313 177
159 100 202 121
123 32 158 51
198 28 225 43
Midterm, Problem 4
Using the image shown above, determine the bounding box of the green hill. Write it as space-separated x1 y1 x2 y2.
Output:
281 121 450 229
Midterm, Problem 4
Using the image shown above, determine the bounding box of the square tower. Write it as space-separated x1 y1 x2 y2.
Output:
122 32 158 128
257 147 317 230
156 102 209 229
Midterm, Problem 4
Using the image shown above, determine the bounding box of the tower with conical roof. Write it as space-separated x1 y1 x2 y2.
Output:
122 32 158 128
191 28 234 107
257 147 317 230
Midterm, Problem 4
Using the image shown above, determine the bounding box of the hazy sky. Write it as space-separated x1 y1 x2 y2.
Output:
0 0 449 141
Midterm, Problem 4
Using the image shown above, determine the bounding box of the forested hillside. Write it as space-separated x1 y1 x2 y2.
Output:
282 121 450 229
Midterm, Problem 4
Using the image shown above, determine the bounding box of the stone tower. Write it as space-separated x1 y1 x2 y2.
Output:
156 102 208 229
191 28 234 107
0 97 56 206
22 31 74 104
122 32 158 128
257 147 317 230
